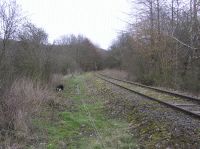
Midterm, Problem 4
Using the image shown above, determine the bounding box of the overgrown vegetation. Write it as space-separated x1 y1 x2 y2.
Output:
31 74 137 148
0 0 106 146
107 0 200 94
0 78 57 148
1 0 200 147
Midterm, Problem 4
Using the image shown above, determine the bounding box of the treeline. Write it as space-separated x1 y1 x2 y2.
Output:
108 0 200 93
0 1 104 93
0 0 105 146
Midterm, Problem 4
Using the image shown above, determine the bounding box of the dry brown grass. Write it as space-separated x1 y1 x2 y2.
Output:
0 78 56 147
49 74 64 87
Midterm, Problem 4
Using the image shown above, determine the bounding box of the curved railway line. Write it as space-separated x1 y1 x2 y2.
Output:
96 73 200 119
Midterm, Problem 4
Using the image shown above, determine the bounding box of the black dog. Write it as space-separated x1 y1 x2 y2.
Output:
56 84 64 92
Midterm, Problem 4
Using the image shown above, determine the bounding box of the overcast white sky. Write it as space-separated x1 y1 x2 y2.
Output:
18 0 131 49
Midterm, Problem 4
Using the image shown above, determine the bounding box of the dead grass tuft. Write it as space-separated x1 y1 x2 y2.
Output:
0 78 56 146
50 74 64 87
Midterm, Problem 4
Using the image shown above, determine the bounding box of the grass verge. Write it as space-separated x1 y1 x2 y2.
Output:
32 73 137 149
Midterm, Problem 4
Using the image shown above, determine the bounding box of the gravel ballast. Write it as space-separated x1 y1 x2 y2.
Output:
93 75 200 148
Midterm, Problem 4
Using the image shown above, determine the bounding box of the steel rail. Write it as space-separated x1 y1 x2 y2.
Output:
98 73 200 103
96 74 200 119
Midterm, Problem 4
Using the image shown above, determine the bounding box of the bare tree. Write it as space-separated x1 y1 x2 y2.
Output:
0 0 23 63
18 22 48 44
108 0 200 92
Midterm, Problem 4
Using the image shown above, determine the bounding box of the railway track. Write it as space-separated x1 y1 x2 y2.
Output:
96 73 200 119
